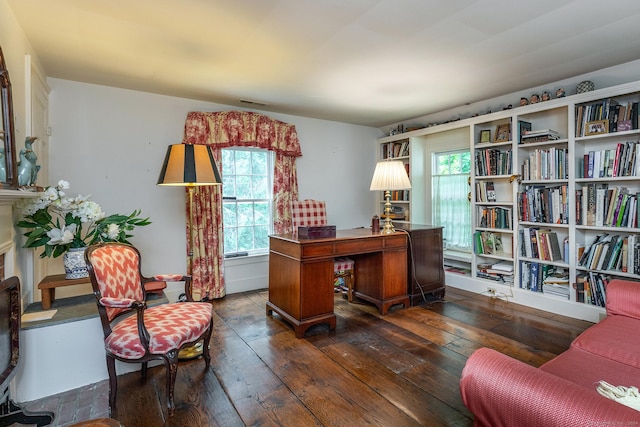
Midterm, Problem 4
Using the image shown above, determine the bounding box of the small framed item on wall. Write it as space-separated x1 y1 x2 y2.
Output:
494 123 511 143
479 129 491 144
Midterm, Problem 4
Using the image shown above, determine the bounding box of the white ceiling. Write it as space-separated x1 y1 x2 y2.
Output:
8 0 640 127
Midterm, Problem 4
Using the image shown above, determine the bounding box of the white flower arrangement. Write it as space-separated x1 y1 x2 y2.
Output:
16 180 150 258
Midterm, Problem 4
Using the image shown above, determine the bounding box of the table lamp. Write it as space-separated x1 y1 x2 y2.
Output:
369 160 411 234
157 143 221 358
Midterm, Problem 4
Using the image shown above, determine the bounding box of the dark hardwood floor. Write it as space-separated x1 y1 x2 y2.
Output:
19 286 592 427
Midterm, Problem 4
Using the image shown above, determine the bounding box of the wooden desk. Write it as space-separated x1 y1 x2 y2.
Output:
267 229 409 338
394 224 445 305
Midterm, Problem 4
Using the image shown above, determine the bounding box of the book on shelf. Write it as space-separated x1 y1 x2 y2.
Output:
477 261 514 283
475 148 512 176
486 181 496 202
547 231 563 262
578 185 637 228
477 206 512 229
578 233 608 266
543 287 570 300
521 147 568 180
518 120 532 143
473 231 503 255
381 139 410 159
573 276 585 303
518 185 568 224
522 228 563 262
576 99 638 137
582 142 640 179
475 181 496 202
579 233 640 274
490 260 514 273
520 261 559 292
520 128 561 143
622 236 629 272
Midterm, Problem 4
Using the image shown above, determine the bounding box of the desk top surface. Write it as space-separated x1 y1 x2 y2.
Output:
270 228 406 243
271 224 442 243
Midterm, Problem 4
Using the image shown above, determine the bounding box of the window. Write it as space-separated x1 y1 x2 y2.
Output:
432 149 472 251
221 148 273 256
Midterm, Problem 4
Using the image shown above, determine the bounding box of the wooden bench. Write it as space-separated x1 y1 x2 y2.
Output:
37 274 167 310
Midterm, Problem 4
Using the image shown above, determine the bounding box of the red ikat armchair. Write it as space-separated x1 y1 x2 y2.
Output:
85 243 213 416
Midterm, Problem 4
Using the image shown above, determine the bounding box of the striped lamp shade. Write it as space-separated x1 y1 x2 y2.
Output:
157 144 222 186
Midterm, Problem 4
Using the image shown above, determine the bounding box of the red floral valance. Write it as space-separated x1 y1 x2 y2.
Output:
182 111 302 157
180 110 302 300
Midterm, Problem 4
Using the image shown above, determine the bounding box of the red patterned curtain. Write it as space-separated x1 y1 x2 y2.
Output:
182 111 302 300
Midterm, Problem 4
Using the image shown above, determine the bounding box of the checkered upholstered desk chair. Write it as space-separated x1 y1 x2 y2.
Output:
291 200 356 300
85 243 213 417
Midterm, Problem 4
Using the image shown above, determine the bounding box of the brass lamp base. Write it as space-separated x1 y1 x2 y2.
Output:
178 341 204 360
381 190 396 234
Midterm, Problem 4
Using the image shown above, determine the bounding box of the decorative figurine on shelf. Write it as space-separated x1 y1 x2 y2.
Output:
576 80 595 94
17 136 40 188
530 93 540 104
520 97 529 106
542 91 551 101
556 87 566 98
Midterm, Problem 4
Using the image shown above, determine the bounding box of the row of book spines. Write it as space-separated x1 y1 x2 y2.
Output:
517 185 568 224
475 149 512 176
381 140 410 158
575 100 639 136
473 231 503 255
475 181 496 202
598 188 634 228
520 148 568 181
574 273 608 307
477 207 512 230
519 228 567 262
576 186 638 228
519 262 564 293
578 234 638 273
389 190 409 201
579 141 640 179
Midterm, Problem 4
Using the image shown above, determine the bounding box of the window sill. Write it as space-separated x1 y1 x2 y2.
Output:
224 252 268 267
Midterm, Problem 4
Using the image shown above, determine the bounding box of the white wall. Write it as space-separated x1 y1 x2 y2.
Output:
0 0 49 294
382 59 640 136
47 79 382 297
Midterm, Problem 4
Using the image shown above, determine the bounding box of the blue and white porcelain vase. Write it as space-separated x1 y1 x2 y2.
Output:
63 247 89 279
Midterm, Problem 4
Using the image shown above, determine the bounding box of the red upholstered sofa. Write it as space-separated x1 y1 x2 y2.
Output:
460 279 640 426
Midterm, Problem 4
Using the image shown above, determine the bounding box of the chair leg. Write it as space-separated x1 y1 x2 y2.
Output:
201 320 213 369
106 355 117 413
347 269 355 303
165 350 179 416
141 361 148 378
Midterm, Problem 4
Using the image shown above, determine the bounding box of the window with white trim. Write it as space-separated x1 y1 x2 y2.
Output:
432 149 472 251
221 148 273 256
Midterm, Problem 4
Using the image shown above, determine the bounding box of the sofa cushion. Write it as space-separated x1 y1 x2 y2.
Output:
542 346 640 391
607 279 640 319
571 315 640 369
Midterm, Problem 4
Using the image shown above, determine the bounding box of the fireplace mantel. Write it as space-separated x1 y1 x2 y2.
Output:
0 190 40 205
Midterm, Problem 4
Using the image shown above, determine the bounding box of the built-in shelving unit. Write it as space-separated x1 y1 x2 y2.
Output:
376 80 640 322
375 138 411 223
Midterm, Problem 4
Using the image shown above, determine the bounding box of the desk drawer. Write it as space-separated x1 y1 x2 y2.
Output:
301 242 335 258
383 235 407 248
335 238 382 254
